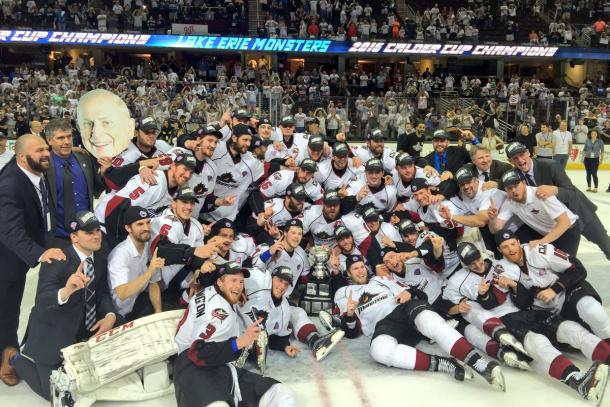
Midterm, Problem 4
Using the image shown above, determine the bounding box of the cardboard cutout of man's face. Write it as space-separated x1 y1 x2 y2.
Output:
77 89 135 158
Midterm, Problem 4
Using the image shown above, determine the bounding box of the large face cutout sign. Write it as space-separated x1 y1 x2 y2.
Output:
77 89 135 158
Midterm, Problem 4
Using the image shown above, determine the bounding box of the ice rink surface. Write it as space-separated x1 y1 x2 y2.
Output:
1 169 609 407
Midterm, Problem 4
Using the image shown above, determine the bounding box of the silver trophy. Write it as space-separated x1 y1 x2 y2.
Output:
300 246 333 315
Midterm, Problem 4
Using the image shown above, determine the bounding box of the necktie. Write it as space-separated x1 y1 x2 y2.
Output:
63 161 77 230
84 257 97 332
525 173 536 187
39 178 49 231
482 171 490 182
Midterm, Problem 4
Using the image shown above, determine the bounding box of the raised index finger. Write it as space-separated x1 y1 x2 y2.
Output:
348 289 353 302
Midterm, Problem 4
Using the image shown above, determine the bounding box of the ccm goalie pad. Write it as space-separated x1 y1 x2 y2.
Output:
50 310 184 407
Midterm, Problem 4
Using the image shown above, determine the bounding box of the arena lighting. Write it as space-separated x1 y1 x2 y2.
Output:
1 30 606 59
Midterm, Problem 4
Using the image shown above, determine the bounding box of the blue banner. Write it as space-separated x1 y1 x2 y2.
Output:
0 30 607 59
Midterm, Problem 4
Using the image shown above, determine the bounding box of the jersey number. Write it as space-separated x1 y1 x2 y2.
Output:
260 180 272 190
129 187 145 200
199 324 216 340
159 224 172 237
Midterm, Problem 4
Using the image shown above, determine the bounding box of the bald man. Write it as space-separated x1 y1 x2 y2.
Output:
0 134 66 387
77 89 135 158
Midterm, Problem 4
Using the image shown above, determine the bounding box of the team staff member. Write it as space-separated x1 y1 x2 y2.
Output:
107 207 164 321
8 212 116 400
44 119 105 247
424 130 472 178
468 145 512 189
174 262 295 407
0 134 65 387
491 169 581 257
505 142 610 261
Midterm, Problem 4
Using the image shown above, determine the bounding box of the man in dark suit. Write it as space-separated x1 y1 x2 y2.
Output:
468 144 513 189
7 211 117 400
505 142 610 261
424 130 471 179
44 118 105 248
0 134 65 387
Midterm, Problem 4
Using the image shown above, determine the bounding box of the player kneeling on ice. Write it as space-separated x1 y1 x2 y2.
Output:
238 266 345 373
334 255 506 390
174 262 295 407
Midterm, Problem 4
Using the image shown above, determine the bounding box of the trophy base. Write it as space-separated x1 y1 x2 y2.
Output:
299 278 333 315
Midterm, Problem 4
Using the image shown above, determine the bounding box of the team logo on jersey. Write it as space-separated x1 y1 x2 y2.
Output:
194 182 208 196
358 292 380 306
273 172 282 180
212 308 229 321
414 268 421 275
218 172 238 185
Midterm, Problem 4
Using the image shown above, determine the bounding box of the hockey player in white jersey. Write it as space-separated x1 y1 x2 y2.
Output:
314 142 364 191
204 124 264 222
264 116 310 163
335 255 506 390
174 262 295 407
240 266 345 367
258 158 323 203
292 135 331 166
392 151 441 203
356 204 403 269
455 239 610 405
301 189 344 247
348 128 398 173
344 158 397 215
95 152 197 247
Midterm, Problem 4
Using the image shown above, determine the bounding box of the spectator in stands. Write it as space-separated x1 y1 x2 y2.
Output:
513 124 537 157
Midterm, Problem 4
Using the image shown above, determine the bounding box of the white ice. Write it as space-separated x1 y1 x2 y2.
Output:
1 169 609 407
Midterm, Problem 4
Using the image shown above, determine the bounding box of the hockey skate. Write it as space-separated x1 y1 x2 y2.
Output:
255 330 269 375
498 346 531 371
568 361 609 406
311 328 345 361
431 356 473 381
467 355 506 391
493 328 529 357
318 309 341 331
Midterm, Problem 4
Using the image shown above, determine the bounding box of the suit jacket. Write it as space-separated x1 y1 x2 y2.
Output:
530 158 597 224
22 245 116 365
489 160 513 187
46 150 105 238
0 159 48 280
424 146 471 175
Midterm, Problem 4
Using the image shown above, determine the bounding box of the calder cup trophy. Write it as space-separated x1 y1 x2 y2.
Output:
299 246 333 315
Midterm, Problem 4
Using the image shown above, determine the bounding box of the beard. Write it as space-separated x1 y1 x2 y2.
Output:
27 154 49 172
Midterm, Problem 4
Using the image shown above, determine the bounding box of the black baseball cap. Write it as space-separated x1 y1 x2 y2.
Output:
123 206 150 226
200 124 223 139
432 130 449 140
398 218 418 235
233 109 250 120
138 117 159 132
367 128 385 141
210 218 235 237
335 225 352 239
217 261 250 278
300 158 317 173
395 152 415 167
175 186 200 203
68 211 101 233
286 183 307 201
455 165 478 185
495 229 518 246
324 189 341 205
505 142 528 159
257 117 272 127
232 124 251 137
284 218 303 230
333 143 349 158
346 254 365 271
271 266 293 286
308 136 325 152
249 135 272 151
280 116 295 127
410 178 429 193
362 205 379 222
457 242 481 266
306 117 320 126
501 169 526 188
174 152 197 170
380 246 397 260
365 158 384 172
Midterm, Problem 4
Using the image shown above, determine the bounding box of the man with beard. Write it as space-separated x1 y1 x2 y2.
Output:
392 152 442 204
344 158 398 215
0 134 66 387
345 128 397 173
204 124 264 222
301 189 344 247
247 183 308 245
334 255 506 390
107 206 165 321
424 130 471 179
315 142 363 191
257 158 323 204
398 122 427 157
505 141 610 261
174 262 296 407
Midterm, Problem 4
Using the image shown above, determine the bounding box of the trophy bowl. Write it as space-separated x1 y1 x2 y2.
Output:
309 246 331 280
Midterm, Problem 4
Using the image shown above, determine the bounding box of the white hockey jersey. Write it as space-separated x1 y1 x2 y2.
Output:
346 176 397 214
252 245 310 297
168 147 218 215
210 234 258 268
175 285 242 354
151 207 205 286
415 230 460 278
264 133 309 162
259 170 323 203
111 140 173 168
391 257 445 304
340 212 372 247
497 243 572 312
350 145 397 173
252 198 308 228
301 205 342 247
392 167 441 201
449 183 507 216
314 158 364 190
334 277 406 337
